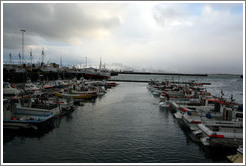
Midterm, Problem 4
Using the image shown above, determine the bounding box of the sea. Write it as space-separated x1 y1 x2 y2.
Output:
2 74 244 164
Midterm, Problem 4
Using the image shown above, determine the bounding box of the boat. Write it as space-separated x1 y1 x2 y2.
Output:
31 93 76 116
104 82 118 88
3 99 55 130
182 98 241 131
54 91 96 99
82 67 111 80
14 95 61 116
40 81 55 89
198 122 243 148
67 84 98 97
53 79 68 89
24 82 40 91
174 111 183 119
3 82 22 96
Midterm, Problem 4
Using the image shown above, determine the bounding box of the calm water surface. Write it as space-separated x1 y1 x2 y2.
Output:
3 77 241 163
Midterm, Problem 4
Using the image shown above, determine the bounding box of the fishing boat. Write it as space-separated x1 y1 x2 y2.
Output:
14 95 61 116
198 122 243 148
3 82 22 96
83 67 111 80
182 98 241 130
53 79 69 89
3 99 55 130
40 81 55 89
31 92 76 114
104 82 118 88
24 83 40 91
54 91 96 99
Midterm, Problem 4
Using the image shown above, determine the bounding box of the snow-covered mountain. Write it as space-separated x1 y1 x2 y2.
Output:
106 63 167 73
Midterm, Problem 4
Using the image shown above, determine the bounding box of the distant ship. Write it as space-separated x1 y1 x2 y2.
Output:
82 67 111 80
82 58 111 80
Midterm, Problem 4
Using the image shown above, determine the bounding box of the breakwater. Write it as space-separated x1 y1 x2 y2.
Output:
109 79 211 85
118 71 208 76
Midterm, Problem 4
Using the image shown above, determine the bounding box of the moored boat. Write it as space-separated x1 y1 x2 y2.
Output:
3 82 22 96
54 91 96 99
3 99 55 130
198 123 243 148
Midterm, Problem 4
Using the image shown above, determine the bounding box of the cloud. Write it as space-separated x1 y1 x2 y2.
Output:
152 4 193 27
3 3 123 45
2 2 244 74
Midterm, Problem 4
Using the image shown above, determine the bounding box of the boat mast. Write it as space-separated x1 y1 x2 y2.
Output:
30 49 33 65
18 52 21 65
99 57 102 71
20 29 26 65
41 48 45 64
9 53 12 64
60 57 62 68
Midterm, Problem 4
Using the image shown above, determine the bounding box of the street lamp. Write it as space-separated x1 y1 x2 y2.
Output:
20 29 26 64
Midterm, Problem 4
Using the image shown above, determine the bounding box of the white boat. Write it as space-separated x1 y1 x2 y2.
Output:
53 80 68 88
152 89 162 96
14 96 61 116
182 99 241 131
31 93 76 115
3 82 22 96
159 101 171 108
40 81 55 89
182 111 202 130
24 83 40 91
174 111 183 119
198 123 243 148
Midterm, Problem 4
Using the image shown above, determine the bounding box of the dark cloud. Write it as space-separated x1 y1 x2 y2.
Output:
3 3 121 48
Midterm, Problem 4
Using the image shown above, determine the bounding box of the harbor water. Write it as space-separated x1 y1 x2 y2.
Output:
3 74 243 163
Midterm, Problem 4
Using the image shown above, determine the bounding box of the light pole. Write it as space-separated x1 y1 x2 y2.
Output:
20 29 26 65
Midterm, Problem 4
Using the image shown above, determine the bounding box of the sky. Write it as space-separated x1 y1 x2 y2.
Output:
2 1 244 74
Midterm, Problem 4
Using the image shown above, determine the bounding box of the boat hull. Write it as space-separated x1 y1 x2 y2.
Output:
55 92 96 99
